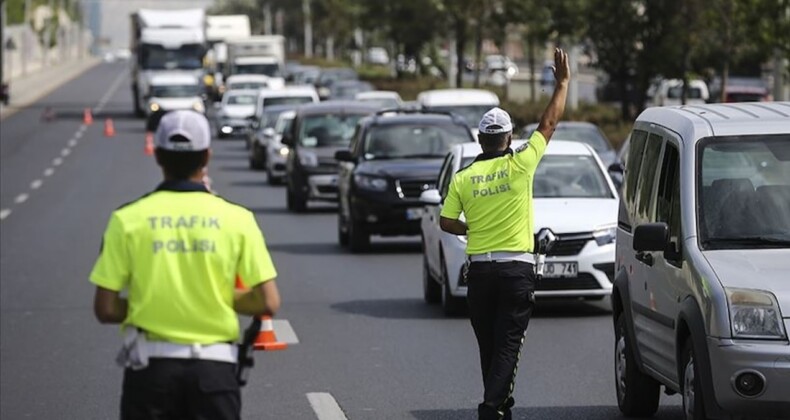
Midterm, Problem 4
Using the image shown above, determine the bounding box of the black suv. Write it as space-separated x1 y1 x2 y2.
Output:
336 110 475 252
282 101 378 212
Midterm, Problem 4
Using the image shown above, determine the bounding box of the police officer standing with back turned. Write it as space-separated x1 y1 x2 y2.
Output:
90 110 281 420
439 48 570 420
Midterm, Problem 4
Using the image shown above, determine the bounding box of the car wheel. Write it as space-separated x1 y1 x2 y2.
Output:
682 339 708 420
423 246 440 304
286 187 306 213
348 217 369 253
337 213 349 247
441 254 466 316
614 312 660 417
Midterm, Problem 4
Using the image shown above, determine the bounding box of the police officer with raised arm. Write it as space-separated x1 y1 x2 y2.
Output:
90 110 281 420
439 48 570 420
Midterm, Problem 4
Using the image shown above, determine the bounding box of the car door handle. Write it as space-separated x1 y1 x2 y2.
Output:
635 251 654 267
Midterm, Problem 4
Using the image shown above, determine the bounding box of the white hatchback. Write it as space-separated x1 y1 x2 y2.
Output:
420 140 619 315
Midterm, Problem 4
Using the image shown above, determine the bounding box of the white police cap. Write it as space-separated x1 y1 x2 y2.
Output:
154 110 211 152
478 107 513 135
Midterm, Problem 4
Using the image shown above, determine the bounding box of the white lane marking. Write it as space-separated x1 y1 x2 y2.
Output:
30 180 43 190
61 148 71 157
74 130 83 139
0 209 10 220
273 320 300 344
95 69 128 112
43 168 55 177
53 157 63 166
68 139 78 147
14 194 29 204
306 393 349 420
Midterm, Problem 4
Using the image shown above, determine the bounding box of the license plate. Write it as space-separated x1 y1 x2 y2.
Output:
406 208 424 220
543 262 578 278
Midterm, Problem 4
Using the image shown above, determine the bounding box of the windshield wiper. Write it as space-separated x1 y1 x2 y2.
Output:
704 236 790 247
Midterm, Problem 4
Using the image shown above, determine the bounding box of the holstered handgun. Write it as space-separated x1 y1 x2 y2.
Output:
235 316 261 386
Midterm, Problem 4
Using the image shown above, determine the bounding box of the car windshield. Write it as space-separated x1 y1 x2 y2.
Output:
299 114 366 147
699 135 790 249
529 124 611 152
228 82 265 91
332 83 372 99
533 155 612 198
226 94 256 105
275 115 294 134
358 98 401 109
234 63 281 77
140 44 203 70
150 84 200 98
364 124 470 159
260 109 284 129
426 105 494 128
263 96 314 107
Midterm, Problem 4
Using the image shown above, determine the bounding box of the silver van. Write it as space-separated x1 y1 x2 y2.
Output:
613 102 790 419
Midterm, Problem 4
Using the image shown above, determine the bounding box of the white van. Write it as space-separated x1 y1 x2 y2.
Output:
648 79 710 107
146 73 205 117
417 89 500 134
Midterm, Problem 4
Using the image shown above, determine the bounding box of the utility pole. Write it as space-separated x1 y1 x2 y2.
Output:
22 0 30 74
303 0 312 58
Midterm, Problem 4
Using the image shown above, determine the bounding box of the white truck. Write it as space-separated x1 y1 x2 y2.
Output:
226 36 286 81
205 15 251 98
129 8 207 117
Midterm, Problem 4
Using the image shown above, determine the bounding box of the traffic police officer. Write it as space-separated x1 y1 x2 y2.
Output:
439 48 570 420
90 110 281 420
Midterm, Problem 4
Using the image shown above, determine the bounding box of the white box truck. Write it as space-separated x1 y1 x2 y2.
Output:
206 15 251 98
226 36 285 80
130 8 207 117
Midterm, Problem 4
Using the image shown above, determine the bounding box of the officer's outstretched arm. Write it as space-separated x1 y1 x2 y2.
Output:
440 216 468 236
93 286 128 324
537 48 570 143
235 280 281 316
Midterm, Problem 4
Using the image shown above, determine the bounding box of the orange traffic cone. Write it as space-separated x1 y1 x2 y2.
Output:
144 132 155 156
253 315 287 351
104 118 115 137
83 108 93 125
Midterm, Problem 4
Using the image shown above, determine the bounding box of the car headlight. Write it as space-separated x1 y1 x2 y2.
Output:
354 174 388 191
149 102 160 112
192 101 205 113
726 288 786 339
278 147 289 156
593 224 616 246
298 151 318 167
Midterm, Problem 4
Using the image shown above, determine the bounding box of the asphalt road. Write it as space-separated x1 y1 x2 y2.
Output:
0 62 683 419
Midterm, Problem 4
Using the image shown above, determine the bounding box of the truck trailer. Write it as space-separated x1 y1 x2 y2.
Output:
226 36 285 80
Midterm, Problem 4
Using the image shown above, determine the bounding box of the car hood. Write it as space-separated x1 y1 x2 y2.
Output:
533 198 618 233
356 158 444 179
704 250 790 314
222 105 255 118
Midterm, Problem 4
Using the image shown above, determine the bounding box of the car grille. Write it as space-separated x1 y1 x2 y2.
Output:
536 273 600 291
593 263 615 283
397 180 435 199
546 233 592 256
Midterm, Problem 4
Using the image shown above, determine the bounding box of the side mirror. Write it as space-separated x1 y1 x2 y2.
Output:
608 162 624 174
281 132 294 147
419 189 441 205
335 150 355 162
262 127 276 138
633 223 668 252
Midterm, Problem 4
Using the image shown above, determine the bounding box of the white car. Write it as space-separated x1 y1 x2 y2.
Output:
252 85 319 123
146 73 205 117
420 140 619 315
355 90 403 109
215 89 258 138
223 74 284 95
264 110 296 185
417 88 499 136
647 78 710 107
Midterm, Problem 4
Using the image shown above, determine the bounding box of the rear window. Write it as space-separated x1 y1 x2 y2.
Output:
263 96 314 107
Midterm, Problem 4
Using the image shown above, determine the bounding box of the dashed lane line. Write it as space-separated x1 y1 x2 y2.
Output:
30 180 43 190
94 70 128 113
0 209 10 220
53 157 63 166
68 139 78 147
61 148 71 157
43 168 55 177
14 194 29 204
306 393 349 420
